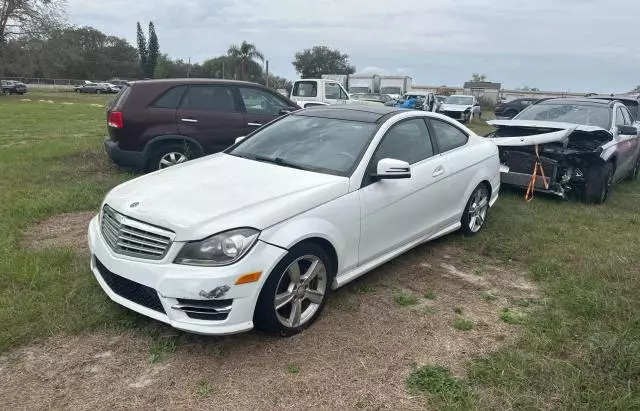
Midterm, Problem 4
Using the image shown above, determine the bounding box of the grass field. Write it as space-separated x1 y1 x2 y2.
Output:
1 91 639 409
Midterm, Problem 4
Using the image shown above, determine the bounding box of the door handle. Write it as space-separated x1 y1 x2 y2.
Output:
432 166 445 177
181 118 198 123
248 122 262 127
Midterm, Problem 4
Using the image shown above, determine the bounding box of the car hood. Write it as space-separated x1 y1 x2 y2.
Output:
103 154 349 241
440 104 472 112
486 119 612 146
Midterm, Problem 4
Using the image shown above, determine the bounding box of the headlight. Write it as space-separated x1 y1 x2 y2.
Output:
174 228 260 266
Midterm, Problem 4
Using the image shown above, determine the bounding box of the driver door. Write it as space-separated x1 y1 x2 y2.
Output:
358 118 446 265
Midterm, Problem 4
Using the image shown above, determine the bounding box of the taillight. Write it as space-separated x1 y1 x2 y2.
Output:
108 111 123 129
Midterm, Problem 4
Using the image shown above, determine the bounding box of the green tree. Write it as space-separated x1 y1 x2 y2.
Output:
136 22 147 76
227 40 264 81
292 46 355 79
470 73 487 82
146 21 159 78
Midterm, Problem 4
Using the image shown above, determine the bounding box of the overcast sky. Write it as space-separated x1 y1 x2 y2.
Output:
68 0 639 92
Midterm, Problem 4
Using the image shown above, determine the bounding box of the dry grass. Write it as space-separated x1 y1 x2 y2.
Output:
0 242 538 410
20 211 95 253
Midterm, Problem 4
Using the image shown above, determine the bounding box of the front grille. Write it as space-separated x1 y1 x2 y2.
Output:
501 150 557 178
101 205 174 260
444 111 464 119
95 257 165 313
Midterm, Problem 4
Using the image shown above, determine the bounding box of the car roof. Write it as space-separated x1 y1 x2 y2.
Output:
587 94 640 103
132 78 269 87
537 97 615 106
295 105 403 123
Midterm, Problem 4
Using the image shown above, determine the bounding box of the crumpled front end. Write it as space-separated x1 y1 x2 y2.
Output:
487 121 613 199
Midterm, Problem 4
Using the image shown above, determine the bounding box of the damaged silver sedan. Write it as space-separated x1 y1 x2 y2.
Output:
487 98 640 203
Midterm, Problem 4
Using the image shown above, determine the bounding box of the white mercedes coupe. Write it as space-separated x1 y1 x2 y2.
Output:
88 105 500 336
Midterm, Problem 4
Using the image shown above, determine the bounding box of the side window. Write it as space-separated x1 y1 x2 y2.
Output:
621 106 633 125
239 87 289 116
373 119 434 165
616 107 626 126
151 85 186 109
430 119 469 152
325 83 340 100
181 85 236 112
291 81 317 97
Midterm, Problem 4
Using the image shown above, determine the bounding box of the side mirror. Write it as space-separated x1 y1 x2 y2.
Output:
618 125 638 136
235 136 246 144
371 158 411 181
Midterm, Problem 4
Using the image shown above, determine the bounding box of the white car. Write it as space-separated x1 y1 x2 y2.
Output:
438 95 482 123
88 105 500 336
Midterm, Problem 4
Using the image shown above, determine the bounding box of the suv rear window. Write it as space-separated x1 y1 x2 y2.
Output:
152 85 187 109
292 81 318 98
109 85 132 111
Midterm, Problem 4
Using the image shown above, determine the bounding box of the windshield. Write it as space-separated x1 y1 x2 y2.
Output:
515 103 612 129
445 96 474 105
228 115 377 176
381 86 401 94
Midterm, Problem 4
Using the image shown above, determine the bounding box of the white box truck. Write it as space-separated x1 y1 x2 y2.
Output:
380 76 413 99
347 74 381 94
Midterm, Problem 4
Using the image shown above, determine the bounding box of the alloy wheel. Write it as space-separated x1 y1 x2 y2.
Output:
274 255 328 328
158 152 188 169
467 186 489 233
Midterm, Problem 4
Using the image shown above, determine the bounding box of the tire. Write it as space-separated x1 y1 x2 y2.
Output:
626 155 640 181
146 142 195 172
461 183 490 236
253 242 334 336
582 162 613 204
96 89 101 94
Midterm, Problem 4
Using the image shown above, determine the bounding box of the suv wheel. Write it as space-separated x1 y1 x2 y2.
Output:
147 142 193 172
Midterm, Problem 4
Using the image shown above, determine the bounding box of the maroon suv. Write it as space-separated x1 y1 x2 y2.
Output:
105 79 300 171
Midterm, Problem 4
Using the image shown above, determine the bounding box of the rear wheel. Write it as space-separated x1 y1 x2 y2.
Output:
582 162 613 204
146 142 195 172
253 243 334 336
461 184 490 235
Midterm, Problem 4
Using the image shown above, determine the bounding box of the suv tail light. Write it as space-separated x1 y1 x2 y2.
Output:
108 111 123 129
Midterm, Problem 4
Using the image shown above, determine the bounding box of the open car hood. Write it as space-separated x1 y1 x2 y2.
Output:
487 120 613 146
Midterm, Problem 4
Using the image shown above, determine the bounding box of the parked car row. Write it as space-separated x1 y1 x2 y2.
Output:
74 82 121 94
92 78 640 338
1 80 28 95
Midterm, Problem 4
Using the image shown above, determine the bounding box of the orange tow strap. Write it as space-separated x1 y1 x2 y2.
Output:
525 144 550 202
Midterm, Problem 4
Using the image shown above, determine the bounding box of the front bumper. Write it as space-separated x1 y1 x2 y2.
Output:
87 215 288 335
440 110 467 120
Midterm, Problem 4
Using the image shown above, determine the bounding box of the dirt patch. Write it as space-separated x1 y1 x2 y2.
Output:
21 211 95 253
0 242 540 409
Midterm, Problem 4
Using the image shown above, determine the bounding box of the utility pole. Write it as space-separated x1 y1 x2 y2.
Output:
222 62 225 79
265 60 269 87
187 57 191 78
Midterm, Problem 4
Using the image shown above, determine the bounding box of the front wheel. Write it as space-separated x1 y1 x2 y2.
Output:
253 243 334 336
583 162 613 204
461 184 490 236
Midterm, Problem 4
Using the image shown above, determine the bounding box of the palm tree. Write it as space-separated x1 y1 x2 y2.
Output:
227 41 264 81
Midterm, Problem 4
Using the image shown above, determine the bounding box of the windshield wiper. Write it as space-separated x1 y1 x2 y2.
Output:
240 153 310 171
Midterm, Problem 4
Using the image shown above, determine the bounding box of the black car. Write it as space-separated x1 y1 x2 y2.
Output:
1 80 28 95
494 98 538 118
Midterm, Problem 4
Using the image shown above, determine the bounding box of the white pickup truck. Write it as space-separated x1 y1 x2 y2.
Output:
290 79 382 108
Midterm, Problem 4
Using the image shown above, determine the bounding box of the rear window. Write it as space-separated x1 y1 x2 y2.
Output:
109 85 132 111
292 81 318 98
151 85 187 109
